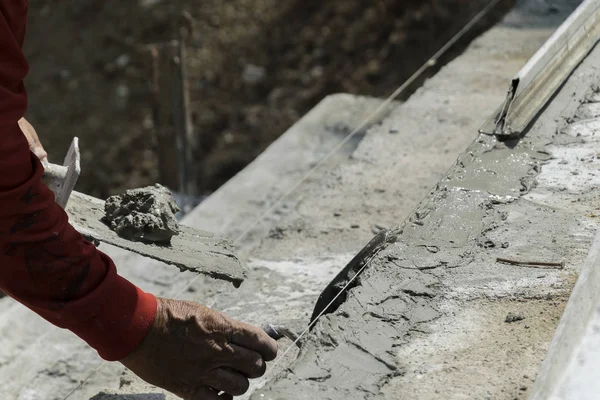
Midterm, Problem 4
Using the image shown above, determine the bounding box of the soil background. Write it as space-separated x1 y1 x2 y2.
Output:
23 0 514 198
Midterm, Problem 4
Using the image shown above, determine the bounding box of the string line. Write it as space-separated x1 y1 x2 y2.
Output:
172 0 503 300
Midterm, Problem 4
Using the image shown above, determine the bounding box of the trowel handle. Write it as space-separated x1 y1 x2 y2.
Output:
41 138 81 209
262 324 302 348
43 162 69 180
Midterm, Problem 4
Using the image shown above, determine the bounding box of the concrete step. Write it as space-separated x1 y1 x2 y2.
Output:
184 93 399 253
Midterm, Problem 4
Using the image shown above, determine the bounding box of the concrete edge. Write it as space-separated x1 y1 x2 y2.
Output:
530 229 600 400
182 93 399 249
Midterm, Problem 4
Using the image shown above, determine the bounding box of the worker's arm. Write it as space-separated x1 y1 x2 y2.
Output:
0 2 276 399
0 0 157 362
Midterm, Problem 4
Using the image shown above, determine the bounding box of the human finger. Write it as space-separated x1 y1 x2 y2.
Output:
229 320 278 361
206 367 250 396
222 343 266 378
31 145 48 162
18 118 47 161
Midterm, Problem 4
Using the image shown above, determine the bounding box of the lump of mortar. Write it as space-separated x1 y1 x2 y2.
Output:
505 311 526 323
103 184 180 244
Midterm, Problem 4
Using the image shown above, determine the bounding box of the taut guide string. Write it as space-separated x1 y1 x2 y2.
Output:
63 0 503 397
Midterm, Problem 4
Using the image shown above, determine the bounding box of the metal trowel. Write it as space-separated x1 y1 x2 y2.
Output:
43 137 246 287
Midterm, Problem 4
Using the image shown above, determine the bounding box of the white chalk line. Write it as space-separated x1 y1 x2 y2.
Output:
62 0 503 397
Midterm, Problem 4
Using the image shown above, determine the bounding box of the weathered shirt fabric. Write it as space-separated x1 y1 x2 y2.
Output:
0 1 157 361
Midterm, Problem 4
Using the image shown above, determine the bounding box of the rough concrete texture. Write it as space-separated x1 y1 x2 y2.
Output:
90 370 180 400
255 9 600 400
529 87 600 399
104 183 180 244
0 1 581 399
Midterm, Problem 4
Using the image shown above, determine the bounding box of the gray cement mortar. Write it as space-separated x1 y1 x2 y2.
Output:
252 3 600 400
254 28 599 400
104 183 180 244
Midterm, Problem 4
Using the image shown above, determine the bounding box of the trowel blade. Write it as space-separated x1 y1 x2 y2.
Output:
65 191 246 286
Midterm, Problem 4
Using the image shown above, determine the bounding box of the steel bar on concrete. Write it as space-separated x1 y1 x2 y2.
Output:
481 0 600 138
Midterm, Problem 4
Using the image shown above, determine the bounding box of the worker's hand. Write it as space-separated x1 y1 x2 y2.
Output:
18 117 48 162
121 298 278 400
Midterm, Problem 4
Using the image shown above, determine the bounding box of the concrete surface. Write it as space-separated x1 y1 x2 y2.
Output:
529 93 600 399
253 4 600 400
546 305 600 400
0 1 586 399
89 1 586 399
185 93 398 253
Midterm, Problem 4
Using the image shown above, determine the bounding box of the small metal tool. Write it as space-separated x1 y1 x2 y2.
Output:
263 324 302 348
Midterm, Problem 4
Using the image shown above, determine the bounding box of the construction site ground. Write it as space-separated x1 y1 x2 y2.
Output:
1 0 593 399
24 0 513 198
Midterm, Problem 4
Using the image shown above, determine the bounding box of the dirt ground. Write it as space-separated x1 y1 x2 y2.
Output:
23 0 514 198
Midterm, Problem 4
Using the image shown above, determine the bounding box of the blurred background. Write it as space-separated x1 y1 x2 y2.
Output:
23 0 514 199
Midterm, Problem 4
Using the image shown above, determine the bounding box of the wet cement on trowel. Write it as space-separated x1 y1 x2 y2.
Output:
67 191 245 285
253 36 600 400
104 183 180 244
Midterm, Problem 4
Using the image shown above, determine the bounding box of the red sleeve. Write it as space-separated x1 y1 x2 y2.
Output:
0 1 157 361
